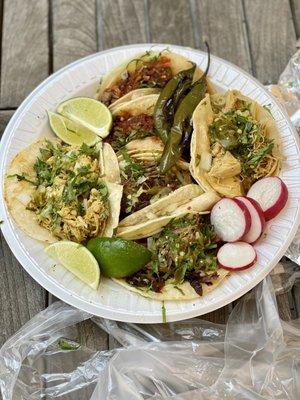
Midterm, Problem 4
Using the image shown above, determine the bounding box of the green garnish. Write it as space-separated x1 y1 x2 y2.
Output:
173 285 185 295
8 174 37 186
247 142 274 167
263 104 272 114
125 215 219 296
57 338 81 351
162 301 167 323
119 148 144 179
17 140 110 243
209 101 275 189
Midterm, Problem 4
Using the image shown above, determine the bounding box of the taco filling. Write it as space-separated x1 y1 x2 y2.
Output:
125 214 221 295
119 148 191 215
208 100 276 190
14 141 110 243
108 111 155 151
101 54 172 105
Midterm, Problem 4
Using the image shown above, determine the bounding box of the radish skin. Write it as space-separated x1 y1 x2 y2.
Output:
237 197 266 243
247 177 288 221
210 198 251 242
217 242 257 271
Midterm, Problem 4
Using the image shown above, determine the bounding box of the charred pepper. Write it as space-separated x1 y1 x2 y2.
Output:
153 64 196 143
159 43 211 173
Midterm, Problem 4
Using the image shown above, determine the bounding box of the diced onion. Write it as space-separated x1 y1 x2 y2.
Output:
200 152 212 171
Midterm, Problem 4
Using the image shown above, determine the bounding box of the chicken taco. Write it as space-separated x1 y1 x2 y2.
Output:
190 90 282 197
4 139 122 243
98 50 207 106
115 213 228 300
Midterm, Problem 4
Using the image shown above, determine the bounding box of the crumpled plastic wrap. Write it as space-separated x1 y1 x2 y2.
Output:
266 50 300 273
0 277 299 399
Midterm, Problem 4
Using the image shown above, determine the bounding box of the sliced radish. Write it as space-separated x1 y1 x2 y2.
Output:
210 198 251 242
237 197 266 243
217 242 257 271
247 177 288 221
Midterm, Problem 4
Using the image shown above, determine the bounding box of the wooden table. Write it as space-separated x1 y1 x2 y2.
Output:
0 0 300 355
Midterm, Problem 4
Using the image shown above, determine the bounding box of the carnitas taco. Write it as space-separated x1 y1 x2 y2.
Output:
115 212 228 300
4 139 122 243
98 50 208 106
190 90 282 197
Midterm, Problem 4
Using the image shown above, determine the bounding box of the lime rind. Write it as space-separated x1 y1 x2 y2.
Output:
56 97 112 139
45 241 100 290
48 111 99 146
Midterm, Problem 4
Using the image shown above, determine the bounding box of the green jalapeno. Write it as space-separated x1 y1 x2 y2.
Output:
159 44 211 173
153 64 196 143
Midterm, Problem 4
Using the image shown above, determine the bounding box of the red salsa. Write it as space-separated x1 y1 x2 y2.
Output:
101 56 173 105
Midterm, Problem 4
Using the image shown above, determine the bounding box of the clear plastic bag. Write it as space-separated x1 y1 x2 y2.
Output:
0 277 299 399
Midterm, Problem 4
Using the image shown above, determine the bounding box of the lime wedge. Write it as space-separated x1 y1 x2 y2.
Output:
48 111 98 146
87 237 152 278
57 97 112 138
45 241 100 289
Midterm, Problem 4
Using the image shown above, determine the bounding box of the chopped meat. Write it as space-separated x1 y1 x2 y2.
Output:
101 56 172 105
113 112 154 135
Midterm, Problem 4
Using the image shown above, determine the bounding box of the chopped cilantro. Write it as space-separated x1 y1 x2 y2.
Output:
8 173 37 186
57 338 81 351
247 142 274 167
173 285 185 295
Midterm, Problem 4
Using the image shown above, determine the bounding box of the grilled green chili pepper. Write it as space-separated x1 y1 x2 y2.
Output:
154 64 196 143
159 44 211 173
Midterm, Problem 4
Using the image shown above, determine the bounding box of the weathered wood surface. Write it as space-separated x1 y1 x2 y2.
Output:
97 0 147 48
0 0 49 108
0 111 46 347
194 0 252 73
243 0 297 84
0 0 299 373
291 0 300 39
52 0 97 71
149 0 195 46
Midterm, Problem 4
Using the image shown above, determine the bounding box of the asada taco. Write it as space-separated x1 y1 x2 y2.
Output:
97 50 210 106
117 137 193 216
117 185 220 240
115 211 227 301
4 139 122 243
108 88 160 113
108 93 159 151
190 90 282 197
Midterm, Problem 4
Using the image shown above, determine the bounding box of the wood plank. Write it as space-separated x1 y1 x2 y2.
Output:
290 0 300 39
194 0 252 73
0 0 49 108
276 292 292 321
0 234 46 346
149 0 194 46
50 4 108 353
0 110 46 347
97 0 147 49
52 0 97 71
201 304 232 324
243 0 297 83
292 281 300 318
0 110 13 136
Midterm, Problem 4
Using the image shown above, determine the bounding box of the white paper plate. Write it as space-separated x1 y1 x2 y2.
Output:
1 44 300 323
